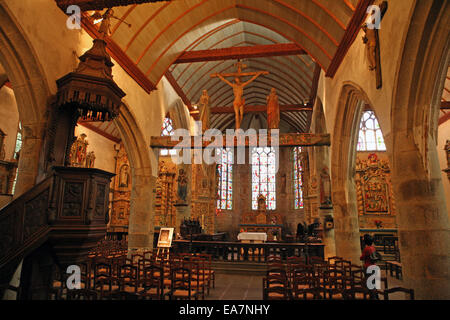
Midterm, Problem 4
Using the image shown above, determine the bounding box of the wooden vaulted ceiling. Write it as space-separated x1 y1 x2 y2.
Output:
57 0 374 132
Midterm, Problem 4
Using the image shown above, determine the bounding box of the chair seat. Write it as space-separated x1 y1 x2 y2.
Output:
172 289 197 298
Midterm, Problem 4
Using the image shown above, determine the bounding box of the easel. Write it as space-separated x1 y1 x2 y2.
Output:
155 246 170 262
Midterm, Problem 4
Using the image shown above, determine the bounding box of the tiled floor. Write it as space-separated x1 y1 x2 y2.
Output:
207 274 264 300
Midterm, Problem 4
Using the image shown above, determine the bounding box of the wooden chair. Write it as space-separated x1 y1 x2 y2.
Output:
343 286 372 300
293 287 320 300
166 266 198 300
383 287 414 300
263 285 290 300
140 264 164 300
118 264 138 294
93 262 119 299
66 289 98 300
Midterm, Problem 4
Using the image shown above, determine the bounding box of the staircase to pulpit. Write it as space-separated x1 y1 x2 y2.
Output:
0 166 114 299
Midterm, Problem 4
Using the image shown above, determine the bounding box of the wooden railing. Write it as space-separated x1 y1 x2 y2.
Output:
0 166 114 298
172 240 324 263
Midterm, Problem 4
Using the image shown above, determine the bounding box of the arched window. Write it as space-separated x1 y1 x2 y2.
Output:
12 122 22 194
357 111 386 151
160 117 176 156
252 147 276 210
216 148 233 210
293 147 304 209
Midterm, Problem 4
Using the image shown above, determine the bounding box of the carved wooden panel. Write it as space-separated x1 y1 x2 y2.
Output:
95 183 106 218
24 190 49 239
62 182 84 217
0 213 15 258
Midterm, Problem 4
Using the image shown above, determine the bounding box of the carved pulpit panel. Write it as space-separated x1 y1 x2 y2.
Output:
256 213 267 225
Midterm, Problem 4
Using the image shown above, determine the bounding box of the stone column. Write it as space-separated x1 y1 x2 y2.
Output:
13 122 46 198
319 207 336 259
128 168 155 253
332 186 361 264
392 137 450 299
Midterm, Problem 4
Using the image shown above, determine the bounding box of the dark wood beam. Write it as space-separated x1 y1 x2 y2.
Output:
55 0 169 11
208 104 313 114
175 43 306 64
439 111 450 125
164 70 193 113
150 133 331 148
441 101 450 110
326 0 375 78
77 121 121 143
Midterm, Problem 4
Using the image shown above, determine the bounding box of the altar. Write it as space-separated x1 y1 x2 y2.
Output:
240 195 283 241
237 232 267 243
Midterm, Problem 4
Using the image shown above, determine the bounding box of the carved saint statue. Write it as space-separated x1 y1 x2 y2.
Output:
119 164 130 188
70 133 88 167
212 61 268 129
176 168 188 203
198 89 210 133
98 8 115 39
445 140 450 168
266 88 280 129
319 167 332 208
362 25 377 71
85 151 96 168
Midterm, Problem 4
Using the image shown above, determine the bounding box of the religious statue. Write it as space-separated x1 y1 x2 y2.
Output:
319 167 332 208
198 89 210 133
362 1 388 89
176 168 188 203
85 151 96 168
445 140 450 168
266 88 280 130
211 61 269 129
280 173 287 195
0 129 5 161
70 133 88 167
119 164 130 188
97 9 114 38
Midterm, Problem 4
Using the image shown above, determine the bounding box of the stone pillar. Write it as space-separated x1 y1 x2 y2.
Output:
332 187 361 264
392 137 450 299
128 168 155 253
319 207 336 259
13 122 46 198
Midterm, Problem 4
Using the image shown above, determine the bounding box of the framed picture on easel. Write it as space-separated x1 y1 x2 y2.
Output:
157 227 174 248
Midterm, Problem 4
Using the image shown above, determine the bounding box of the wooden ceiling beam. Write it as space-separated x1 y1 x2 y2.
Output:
164 70 194 114
77 121 121 143
207 104 313 114
55 0 169 11
175 43 306 64
441 101 450 109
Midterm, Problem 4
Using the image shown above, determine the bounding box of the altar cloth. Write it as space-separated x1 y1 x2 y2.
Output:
237 232 267 242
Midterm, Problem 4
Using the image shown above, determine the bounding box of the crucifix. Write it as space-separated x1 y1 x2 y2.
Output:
211 61 269 129
362 1 388 89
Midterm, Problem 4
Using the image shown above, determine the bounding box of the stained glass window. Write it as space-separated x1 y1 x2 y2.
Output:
216 148 233 210
357 111 386 151
12 122 22 195
293 147 304 209
160 117 177 156
252 147 276 210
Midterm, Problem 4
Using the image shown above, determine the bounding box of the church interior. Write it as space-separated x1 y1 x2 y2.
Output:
0 0 449 302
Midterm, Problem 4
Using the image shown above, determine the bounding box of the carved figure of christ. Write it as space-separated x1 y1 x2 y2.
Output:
211 63 269 129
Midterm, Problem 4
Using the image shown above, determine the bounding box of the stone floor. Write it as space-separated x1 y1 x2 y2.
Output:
206 270 406 300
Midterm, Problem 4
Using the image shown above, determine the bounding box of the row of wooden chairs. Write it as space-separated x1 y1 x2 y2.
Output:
51 250 216 300
263 255 413 300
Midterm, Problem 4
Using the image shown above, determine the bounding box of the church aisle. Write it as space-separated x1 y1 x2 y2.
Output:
206 274 264 300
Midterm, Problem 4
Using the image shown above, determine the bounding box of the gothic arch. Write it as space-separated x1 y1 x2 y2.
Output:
390 0 449 299
330 82 376 264
114 103 155 250
0 3 51 196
